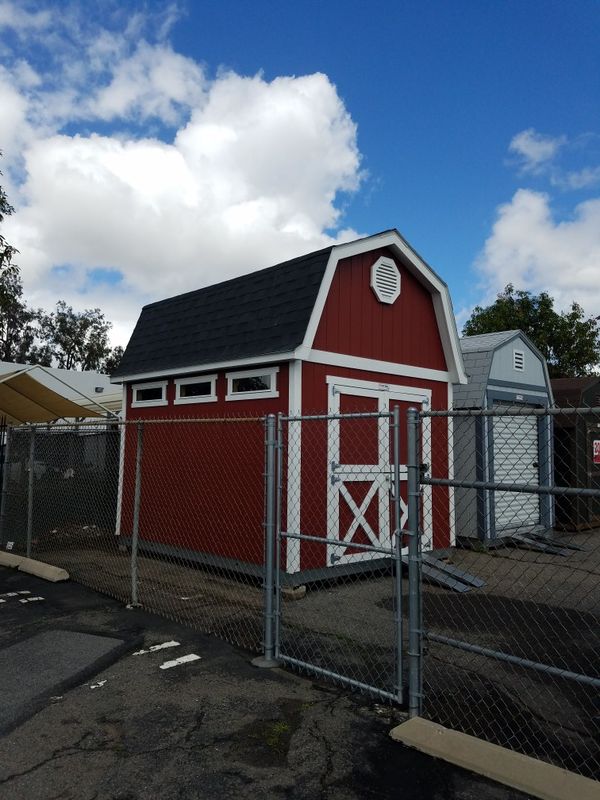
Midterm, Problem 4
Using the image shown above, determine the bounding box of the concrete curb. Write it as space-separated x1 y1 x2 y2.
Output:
389 717 599 800
18 558 69 582
0 553 69 582
0 552 24 569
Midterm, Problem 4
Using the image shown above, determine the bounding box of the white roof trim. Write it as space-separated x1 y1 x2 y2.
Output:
301 230 467 384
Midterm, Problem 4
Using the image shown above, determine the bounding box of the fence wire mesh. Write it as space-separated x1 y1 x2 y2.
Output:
276 411 405 703
1 403 599 783
0 416 267 653
418 404 600 780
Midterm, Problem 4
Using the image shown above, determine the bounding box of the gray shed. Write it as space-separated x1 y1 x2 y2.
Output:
453 330 554 543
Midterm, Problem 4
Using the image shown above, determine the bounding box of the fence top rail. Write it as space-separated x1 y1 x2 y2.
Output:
13 415 265 430
283 411 393 422
421 405 600 418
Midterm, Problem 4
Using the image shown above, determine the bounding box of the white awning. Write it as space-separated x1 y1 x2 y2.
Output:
0 370 103 424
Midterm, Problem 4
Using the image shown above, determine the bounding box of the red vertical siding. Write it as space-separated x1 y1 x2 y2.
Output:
312 248 447 371
120 363 289 568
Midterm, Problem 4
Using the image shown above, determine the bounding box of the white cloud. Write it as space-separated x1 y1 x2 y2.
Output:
90 42 206 124
1 10 363 348
0 1 51 33
475 189 600 317
552 165 600 191
509 128 566 173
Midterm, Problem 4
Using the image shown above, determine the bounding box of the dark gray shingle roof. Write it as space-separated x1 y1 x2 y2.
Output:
113 246 333 379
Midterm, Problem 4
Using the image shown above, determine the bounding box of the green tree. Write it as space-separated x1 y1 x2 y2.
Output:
101 345 123 375
40 301 114 371
463 284 600 378
0 155 44 363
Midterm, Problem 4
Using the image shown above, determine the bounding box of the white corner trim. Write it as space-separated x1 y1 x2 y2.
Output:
131 380 168 408
115 384 127 537
288 360 302 415
225 366 279 401
309 349 450 383
286 360 302 574
300 230 467 385
174 374 217 405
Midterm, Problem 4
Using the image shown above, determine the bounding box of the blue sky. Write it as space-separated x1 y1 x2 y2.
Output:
0 0 599 345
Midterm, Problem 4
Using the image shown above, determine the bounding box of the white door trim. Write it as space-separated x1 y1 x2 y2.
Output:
326 375 433 564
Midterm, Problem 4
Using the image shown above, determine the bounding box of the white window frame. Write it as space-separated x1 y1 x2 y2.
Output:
513 349 525 371
174 374 217 405
225 366 279 401
131 380 168 408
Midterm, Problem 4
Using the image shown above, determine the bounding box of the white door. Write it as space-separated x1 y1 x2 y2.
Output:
327 377 432 566
493 410 540 531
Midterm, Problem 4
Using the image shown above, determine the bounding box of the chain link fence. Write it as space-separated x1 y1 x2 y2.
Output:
415 404 600 780
0 405 598 783
0 416 266 652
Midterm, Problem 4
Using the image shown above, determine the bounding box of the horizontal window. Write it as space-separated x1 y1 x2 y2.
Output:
131 381 168 407
225 367 279 401
174 375 217 405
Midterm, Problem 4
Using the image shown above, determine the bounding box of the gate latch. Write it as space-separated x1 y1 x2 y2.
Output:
419 463 430 479
330 460 340 485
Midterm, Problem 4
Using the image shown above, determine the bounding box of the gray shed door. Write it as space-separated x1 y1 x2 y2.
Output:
493 410 540 531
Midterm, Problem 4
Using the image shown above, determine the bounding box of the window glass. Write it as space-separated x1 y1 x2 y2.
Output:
180 381 212 398
232 374 271 393
136 386 164 402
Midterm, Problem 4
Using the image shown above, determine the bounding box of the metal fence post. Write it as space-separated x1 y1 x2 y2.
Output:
26 427 36 558
130 423 144 607
274 412 284 659
253 413 279 668
407 407 423 717
392 405 404 703
0 425 12 547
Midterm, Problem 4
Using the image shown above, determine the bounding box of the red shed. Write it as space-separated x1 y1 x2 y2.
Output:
112 230 466 578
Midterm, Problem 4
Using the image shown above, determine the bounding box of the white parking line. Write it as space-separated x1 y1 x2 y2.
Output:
132 640 181 655
159 654 201 670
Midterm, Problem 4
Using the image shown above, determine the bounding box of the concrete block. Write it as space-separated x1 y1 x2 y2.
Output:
282 585 307 601
389 717 599 800
17 558 69 582
0 552 24 569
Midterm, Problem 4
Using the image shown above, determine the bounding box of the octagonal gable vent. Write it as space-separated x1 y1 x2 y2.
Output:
371 257 401 304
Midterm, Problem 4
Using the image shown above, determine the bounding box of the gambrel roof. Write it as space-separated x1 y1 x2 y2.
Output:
113 230 466 384
454 330 551 408
112 246 332 380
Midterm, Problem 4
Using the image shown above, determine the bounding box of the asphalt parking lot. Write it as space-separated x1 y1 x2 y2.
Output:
0 567 531 800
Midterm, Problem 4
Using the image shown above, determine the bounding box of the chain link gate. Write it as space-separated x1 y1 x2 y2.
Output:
254 409 414 703
411 404 600 780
